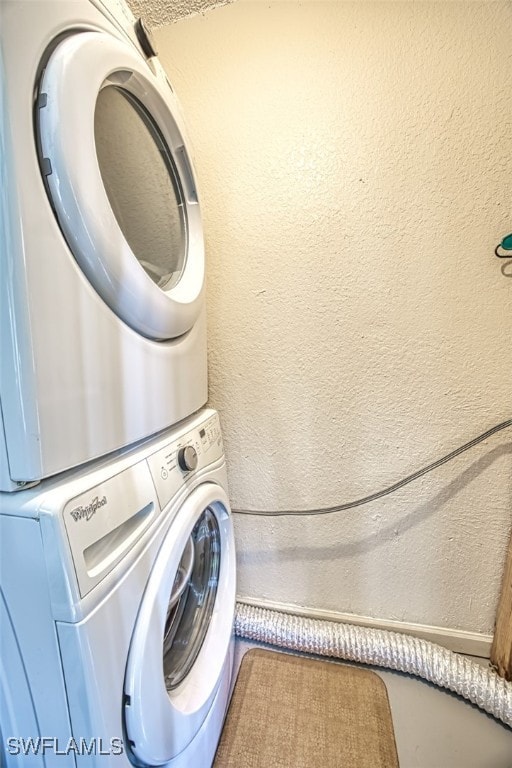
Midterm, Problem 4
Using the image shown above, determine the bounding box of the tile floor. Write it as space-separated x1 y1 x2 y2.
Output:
234 639 512 768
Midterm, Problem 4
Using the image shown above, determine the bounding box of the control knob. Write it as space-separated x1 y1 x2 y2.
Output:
177 445 198 473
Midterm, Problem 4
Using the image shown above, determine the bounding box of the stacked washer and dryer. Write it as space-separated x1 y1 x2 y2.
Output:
0 1 235 765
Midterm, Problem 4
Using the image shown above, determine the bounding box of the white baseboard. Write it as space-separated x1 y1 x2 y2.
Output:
236 596 493 659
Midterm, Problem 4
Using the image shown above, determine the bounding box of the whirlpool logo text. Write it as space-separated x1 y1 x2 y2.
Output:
70 495 107 522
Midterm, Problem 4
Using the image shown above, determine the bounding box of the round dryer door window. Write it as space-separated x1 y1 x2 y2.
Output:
36 31 204 340
94 85 187 291
124 483 236 766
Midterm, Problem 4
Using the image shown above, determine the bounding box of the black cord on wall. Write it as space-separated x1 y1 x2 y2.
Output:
232 419 512 517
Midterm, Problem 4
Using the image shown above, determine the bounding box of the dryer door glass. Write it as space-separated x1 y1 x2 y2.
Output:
163 507 220 690
94 85 186 291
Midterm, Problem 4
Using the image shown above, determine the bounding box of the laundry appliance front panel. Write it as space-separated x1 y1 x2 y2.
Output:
0 408 235 767
0 0 207 491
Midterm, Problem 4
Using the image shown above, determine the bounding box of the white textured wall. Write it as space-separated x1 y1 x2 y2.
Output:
156 1 512 635
127 0 233 27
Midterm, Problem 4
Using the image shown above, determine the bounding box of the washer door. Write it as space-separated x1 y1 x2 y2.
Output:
37 31 204 340
124 483 236 766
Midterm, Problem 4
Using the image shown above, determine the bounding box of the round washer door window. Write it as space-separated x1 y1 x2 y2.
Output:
37 31 204 340
124 483 236 766
163 507 220 690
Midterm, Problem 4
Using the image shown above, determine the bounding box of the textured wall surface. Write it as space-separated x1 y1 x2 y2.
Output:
156 1 512 635
127 0 233 27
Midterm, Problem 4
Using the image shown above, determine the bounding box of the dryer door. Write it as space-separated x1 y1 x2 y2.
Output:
124 482 236 766
37 31 203 340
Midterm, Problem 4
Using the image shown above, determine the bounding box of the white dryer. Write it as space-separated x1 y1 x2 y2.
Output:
0 0 207 491
0 408 236 767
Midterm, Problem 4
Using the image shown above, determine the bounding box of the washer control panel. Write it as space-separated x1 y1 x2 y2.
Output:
198 416 222 452
147 413 223 510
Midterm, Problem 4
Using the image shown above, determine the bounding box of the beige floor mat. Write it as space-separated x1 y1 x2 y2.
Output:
214 648 399 768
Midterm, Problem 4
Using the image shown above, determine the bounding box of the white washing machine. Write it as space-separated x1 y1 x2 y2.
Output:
0 0 207 491
0 408 236 767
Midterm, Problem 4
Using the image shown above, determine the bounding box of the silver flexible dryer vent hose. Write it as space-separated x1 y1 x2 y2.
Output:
234 603 512 729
